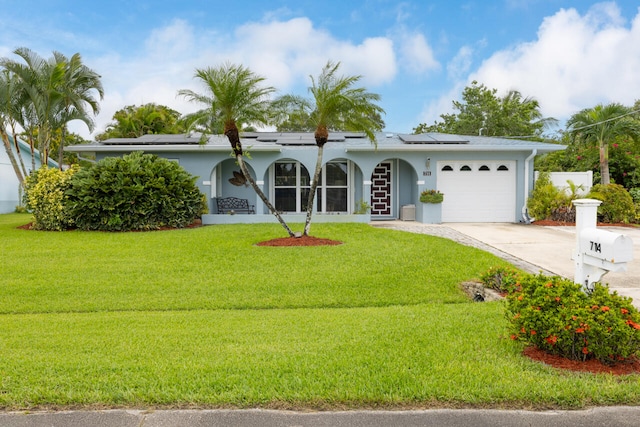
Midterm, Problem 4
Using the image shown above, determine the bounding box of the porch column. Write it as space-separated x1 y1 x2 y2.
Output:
363 180 372 214
255 180 266 214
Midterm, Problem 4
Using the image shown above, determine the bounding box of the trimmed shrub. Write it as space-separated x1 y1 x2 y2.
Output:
480 265 520 294
527 172 565 221
23 166 77 231
66 152 206 231
588 183 635 223
506 274 640 364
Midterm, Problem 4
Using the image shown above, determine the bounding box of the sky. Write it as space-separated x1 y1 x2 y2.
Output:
0 0 638 139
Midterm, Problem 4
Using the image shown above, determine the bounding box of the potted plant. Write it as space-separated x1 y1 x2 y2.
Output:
420 189 444 204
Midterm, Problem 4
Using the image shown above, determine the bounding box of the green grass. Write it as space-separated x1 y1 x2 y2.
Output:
1 213 640 410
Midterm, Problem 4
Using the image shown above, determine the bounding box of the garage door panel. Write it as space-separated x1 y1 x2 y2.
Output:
438 161 516 222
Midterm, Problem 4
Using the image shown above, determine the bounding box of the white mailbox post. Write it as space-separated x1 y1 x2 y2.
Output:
572 199 634 292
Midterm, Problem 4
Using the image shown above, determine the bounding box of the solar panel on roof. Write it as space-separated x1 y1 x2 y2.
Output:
399 133 469 144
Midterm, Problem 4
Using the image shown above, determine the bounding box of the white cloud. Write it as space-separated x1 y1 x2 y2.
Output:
72 16 400 139
447 45 473 80
232 18 397 87
469 2 640 120
397 32 440 74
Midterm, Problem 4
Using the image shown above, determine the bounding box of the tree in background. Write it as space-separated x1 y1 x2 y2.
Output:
179 63 294 236
54 52 103 167
274 61 384 236
96 103 184 140
0 47 102 170
567 103 640 185
413 81 557 138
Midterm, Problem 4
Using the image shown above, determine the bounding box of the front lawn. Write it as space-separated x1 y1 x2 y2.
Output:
1 213 639 409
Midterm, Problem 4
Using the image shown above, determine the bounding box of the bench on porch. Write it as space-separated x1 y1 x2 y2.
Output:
216 197 256 214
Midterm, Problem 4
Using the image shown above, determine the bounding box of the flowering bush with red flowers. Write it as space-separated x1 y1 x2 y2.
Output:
505 273 640 364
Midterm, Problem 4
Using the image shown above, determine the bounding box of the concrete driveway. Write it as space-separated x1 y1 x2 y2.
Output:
445 222 640 305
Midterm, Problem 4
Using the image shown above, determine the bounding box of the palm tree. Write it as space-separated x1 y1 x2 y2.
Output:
0 69 28 184
1 47 66 166
274 61 384 236
179 63 294 237
567 103 640 185
53 51 103 167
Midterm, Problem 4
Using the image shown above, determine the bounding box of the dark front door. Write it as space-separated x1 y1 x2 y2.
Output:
370 161 392 216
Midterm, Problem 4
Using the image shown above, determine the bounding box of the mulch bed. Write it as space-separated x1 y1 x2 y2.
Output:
523 346 640 375
17 219 204 232
256 235 342 246
533 219 637 228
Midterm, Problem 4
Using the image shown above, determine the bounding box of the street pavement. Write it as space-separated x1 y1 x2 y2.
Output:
2 407 640 427
3 221 640 426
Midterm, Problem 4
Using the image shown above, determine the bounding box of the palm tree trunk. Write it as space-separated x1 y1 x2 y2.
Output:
224 126 294 237
58 125 66 169
28 134 35 171
10 125 29 179
599 142 610 185
236 154 295 237
303 145 324 236
1 130 24 183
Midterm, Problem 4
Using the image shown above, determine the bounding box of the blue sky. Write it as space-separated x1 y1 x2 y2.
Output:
0 0 638 138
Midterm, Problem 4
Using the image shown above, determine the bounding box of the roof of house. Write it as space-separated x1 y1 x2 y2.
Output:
4 135 59 168
66 132 566 154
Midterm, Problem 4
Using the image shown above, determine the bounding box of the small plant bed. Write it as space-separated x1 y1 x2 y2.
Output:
524 346 640 375
505 273 640 371
460 281 504 302
256 235 342 246
532 219 639 228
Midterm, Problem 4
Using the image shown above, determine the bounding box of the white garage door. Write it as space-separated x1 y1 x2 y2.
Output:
437 160 516 222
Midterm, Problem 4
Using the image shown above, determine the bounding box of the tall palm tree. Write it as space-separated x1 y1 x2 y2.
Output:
1 47 66 166
179 63 294 236
0 70 28 184
274 61 384 236
53 52 103 167
567 103 640 185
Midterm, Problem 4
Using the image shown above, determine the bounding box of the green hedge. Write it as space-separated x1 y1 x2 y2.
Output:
588 183 635 223
65 152 206 231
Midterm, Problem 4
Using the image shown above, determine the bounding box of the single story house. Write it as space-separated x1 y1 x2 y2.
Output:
0 138 57 214
66 132 565 224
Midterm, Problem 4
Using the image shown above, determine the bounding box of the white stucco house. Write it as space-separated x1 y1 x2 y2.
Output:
0 138 57 213
66 131 566 224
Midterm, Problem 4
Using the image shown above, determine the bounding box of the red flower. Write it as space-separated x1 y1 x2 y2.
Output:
621 308 629 314
545 336 558 345
575 328 585 333
544 282 553 288
555 297 561 302
625 320 640 329
582 347 589 355
601 306 610 312
510 334 518 340
530 330 537 335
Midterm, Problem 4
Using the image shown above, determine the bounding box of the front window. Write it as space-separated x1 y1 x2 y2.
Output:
274 162 310 212
272 161 350 213
318 161 348 212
